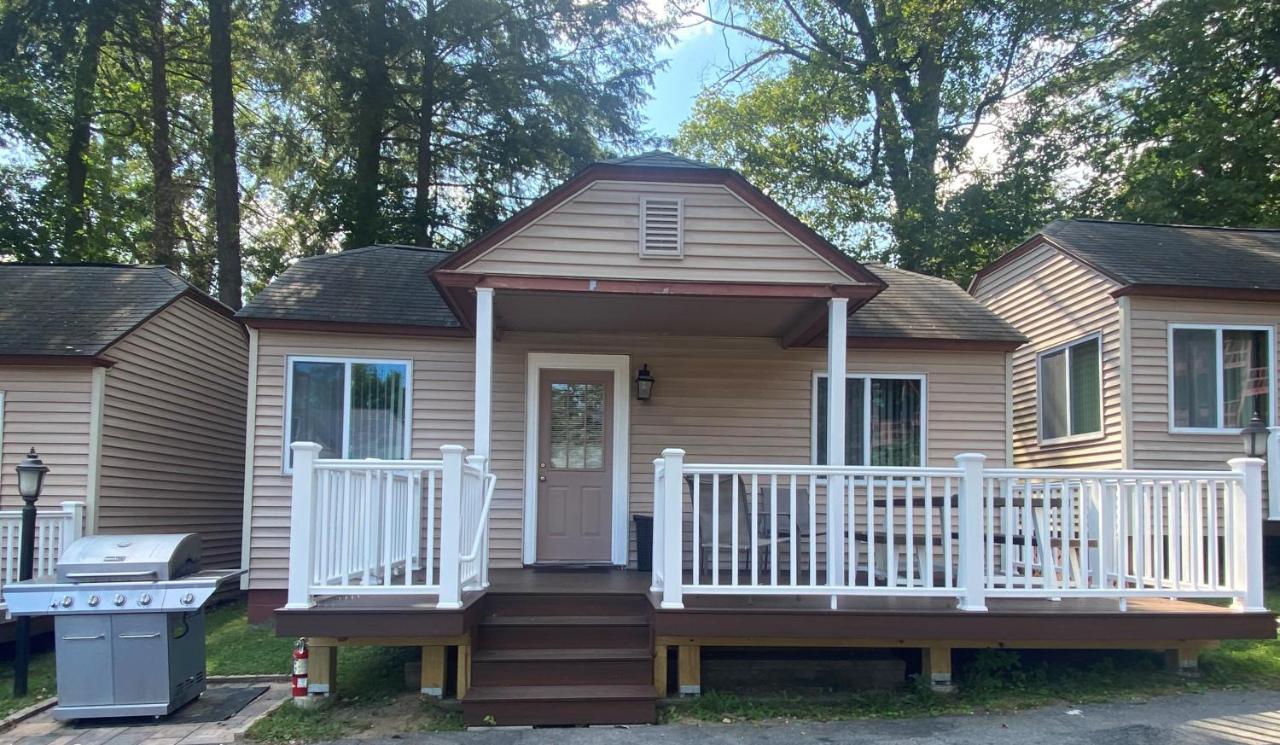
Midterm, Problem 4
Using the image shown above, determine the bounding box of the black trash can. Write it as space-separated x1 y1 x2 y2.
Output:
633 514 654 571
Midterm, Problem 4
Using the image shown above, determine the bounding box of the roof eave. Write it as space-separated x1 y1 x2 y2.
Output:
0 354 116 367
241 317 471 338
1111 284 1280 302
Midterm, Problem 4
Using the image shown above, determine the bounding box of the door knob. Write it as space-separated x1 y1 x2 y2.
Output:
539 475 546 482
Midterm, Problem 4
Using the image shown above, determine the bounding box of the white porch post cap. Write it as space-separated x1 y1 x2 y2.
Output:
661 448 686 458
954 452 987 464
291 441 323 453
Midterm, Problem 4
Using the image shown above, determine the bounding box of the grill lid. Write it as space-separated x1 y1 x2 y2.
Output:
56 533 201 583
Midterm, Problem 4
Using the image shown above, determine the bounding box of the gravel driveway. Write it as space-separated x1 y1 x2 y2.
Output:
340 689 1280 745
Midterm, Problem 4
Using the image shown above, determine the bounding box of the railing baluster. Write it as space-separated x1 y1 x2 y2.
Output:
711 474 720 586
943 476 953 590
789 475 797 587
808 474 817 587
925 476 934 589
905 476 915 588
769 474 779 586
692 474 700 586
731 475 740 587
750 474 759 586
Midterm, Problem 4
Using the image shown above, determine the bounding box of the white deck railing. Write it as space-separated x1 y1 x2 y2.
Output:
653 449 1265 612
0 501 86 612
286 443 494 610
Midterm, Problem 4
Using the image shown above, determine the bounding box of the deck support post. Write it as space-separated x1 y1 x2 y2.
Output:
438 445 466 609
299 642 337 708
677 644 701 696
420 645 446 697
456 643 471 699
1230 457 1266 612
955 453 988 612
921 645 954 693
661 448 685 609
654 643 669 697
285 442 322 610
1165 643 1202 676
826 297 848 588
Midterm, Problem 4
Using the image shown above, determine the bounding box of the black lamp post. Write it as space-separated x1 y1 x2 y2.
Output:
1242 413 1269 458
635 364 655 401
12 448 49 697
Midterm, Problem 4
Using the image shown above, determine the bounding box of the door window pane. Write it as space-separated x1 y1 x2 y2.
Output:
289 361 345 460
1173 328 1221 428
549 382 605 470
1040 350 1069 440
1068 337 1101 435
348 363 407 460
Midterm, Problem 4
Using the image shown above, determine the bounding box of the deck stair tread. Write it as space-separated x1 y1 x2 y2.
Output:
473 647 651 663
464 684 657 702
479 614 650 627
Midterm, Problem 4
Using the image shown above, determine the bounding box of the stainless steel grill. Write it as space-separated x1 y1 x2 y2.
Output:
2 533 243 720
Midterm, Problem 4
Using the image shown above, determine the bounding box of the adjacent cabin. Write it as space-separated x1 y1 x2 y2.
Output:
238 155 1274 726
971 220 1280 517
0 264 249 597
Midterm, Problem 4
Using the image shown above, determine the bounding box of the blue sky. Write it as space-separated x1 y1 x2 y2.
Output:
640 17 750 141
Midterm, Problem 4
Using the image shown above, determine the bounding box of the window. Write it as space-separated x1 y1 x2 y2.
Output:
1037 333 1103 444
285 357 411 468
639 197 683 257
813 374 925 467
1170 325 1273 432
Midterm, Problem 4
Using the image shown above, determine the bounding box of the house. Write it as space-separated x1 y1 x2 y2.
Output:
970 220 1280 516
0 264 249 599
238 155 1274 726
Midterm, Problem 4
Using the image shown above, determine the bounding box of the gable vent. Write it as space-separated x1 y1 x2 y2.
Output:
640 197 683 258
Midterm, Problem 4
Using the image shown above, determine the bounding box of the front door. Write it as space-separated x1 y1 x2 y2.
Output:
536 370 614 563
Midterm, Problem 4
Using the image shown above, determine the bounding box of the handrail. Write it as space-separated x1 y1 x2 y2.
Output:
460 473 497 563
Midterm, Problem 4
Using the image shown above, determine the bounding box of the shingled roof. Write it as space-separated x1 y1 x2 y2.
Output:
240 245 1023 346
847 264 1026 347
0 263 232 360
977 219 1280 295
600 150 718 170
238 245 460 330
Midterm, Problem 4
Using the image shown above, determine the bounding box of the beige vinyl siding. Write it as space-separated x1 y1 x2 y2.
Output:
973 244 1125 469
0 366 95 508
1128 296 1280 477
245 330 1008 589
96 298 248 568
460 181 854 284
246 331 476 588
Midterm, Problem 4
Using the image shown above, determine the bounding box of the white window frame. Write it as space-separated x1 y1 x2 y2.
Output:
638 196 684 259
1036 331 1105 446
810 372 928 467
283 355 414 472
1168 323 1275 434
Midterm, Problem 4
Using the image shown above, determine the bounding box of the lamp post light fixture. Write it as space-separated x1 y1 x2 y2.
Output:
12 447 49 697
1242 413 1269 459
635 364 655 401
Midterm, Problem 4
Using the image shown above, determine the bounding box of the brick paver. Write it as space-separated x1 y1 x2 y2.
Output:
0 684 288 745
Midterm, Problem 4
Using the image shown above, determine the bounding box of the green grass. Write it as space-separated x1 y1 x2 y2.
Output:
0 645 57 719
245 646 463 742
205 601 295 676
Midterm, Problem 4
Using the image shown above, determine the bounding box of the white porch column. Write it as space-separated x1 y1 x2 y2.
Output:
438 444 466 609
826 297 848 588
955 453 988 611
660 448 685 609
285 442 322 609
473 287 495 461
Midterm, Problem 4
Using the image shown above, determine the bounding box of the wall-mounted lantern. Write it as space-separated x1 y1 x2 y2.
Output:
635 364 655 401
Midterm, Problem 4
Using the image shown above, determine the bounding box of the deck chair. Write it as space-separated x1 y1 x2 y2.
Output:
684 474 786 583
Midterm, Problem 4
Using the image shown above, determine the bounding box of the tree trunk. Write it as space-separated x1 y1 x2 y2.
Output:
209 0 242 307
349 0 390 248
147 0 178 270
412 2 437 248
63 0 112 257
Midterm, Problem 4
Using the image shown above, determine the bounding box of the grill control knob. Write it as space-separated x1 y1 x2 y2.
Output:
113 593 127 606
60 595 73 608
87 595 100 607
138 593 152 607
181 593 195 606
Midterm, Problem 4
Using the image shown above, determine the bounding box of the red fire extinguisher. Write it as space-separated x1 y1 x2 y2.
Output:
292 638 309 700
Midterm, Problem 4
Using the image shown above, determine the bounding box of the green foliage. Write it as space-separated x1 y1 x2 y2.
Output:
204 600 296 676
0 641 57 719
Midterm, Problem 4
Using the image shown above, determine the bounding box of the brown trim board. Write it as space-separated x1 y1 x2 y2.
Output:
0 354 116 367
1112 284 1280 303
274 597 485 639
652 607 1275 643
435 271 880 300
242 317 471 338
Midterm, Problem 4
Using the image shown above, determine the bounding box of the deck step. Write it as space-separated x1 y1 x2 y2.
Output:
462 685 657 727
484 593 650 617
479 614 649 627
471 647 653 687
